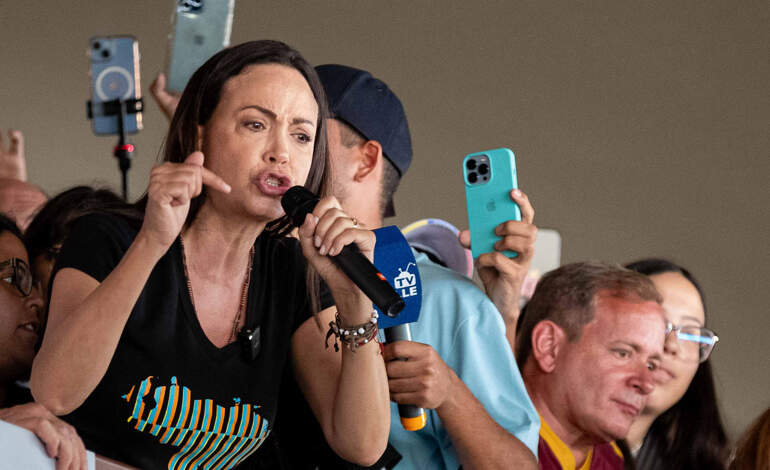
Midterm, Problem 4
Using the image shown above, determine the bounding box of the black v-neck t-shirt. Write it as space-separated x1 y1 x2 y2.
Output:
54 213 331 470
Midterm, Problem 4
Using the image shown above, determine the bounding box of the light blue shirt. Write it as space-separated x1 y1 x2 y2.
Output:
381 250 540 469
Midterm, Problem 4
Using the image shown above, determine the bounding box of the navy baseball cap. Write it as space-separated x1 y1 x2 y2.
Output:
315 64 412 217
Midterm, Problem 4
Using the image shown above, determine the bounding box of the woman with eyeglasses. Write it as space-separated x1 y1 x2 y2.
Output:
0 213 42 407
622 258 728 470
0 213 87 470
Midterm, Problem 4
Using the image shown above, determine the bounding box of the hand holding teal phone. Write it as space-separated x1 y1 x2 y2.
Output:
463 148 521 259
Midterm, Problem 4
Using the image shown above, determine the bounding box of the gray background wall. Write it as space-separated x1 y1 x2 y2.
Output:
1 0 768 439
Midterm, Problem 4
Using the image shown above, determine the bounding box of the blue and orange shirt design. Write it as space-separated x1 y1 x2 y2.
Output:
122 376 270 470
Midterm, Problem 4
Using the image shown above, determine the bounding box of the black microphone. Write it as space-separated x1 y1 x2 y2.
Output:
281 186 405 317
384 324 427 431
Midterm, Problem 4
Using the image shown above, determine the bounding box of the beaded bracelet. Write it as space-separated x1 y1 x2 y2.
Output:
325 310 379 352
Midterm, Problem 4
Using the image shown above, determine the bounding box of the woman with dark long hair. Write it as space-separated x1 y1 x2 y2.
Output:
623 258 728 470
24 185 129 300
30 40 390 469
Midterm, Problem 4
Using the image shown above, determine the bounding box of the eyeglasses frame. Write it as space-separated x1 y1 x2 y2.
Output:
665 321 719 363
0 257 34 297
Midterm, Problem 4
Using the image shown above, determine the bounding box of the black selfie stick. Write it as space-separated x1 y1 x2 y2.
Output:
114 99 133 201
281 186 405 317
87 98 143 201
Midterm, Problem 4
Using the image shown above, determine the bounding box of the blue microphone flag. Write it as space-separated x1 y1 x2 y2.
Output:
372 226 422 329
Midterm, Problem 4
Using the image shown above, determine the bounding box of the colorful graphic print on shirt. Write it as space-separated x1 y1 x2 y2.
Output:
122 376 270 470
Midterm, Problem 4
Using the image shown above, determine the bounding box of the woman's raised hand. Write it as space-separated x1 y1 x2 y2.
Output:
140 151 231 253
297 196 375 322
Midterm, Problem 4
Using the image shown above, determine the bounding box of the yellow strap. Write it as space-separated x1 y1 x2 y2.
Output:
539 417 595 470
610 441 623 458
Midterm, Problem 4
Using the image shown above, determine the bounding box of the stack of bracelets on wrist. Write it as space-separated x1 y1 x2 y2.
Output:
325 310 379 352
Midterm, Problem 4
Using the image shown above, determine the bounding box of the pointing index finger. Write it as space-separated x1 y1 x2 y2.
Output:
200 167 231 193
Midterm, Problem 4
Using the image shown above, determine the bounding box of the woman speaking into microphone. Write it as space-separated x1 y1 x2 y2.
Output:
30 40 389 469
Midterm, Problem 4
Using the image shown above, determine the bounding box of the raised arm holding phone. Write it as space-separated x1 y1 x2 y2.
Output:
459 188 538 348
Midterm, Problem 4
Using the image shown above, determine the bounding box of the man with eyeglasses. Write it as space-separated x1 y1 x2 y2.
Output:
515 261 668 470
0 213 87 470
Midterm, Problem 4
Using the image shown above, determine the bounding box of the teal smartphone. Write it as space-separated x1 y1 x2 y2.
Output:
88 36 142 135
166 0 235 93
463 148 521 259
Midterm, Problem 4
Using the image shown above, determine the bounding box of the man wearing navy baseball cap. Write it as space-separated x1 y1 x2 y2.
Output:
270 64 540 470
315 64 411 220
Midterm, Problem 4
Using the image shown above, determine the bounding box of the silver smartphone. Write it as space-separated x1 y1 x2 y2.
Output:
166 0 235 93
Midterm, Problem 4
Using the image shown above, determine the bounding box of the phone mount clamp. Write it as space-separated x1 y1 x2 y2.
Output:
87 98 143 201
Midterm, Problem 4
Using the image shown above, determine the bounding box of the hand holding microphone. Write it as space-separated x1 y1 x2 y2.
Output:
282 186 405 318
384 326 428 431
283 187 425 431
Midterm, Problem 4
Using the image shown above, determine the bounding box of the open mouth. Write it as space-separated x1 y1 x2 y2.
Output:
17 321 40 337
254 172 291 196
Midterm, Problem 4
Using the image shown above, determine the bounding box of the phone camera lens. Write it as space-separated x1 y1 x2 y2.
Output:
468 172 478 183
179 0 203 12
466 159 476 170
101 50 110 58
93 41 101 50
478 163 489 175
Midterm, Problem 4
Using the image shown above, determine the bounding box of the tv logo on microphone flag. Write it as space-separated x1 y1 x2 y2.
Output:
372 226 422 328
394 263 418 298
